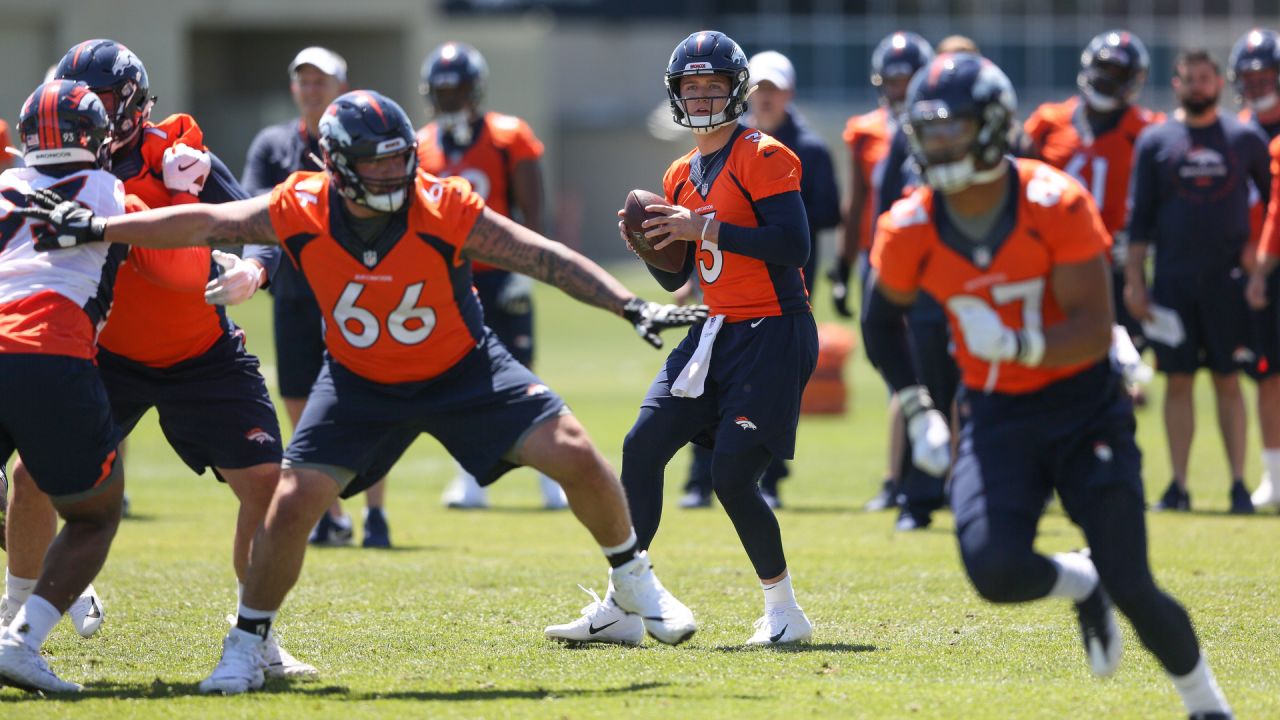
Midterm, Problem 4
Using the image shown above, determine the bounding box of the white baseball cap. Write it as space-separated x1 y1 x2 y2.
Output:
289 46 348 82
748 51 795 91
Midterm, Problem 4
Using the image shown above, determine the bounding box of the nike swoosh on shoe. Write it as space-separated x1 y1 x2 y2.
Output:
770 625 788 643
588 620 620 634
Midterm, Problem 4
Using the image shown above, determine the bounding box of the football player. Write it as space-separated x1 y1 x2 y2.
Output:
23 89 705 693
242 46 393 547
1023 31 1161 382
417 41 568 511
863 52 1233 719
0 40 315 679
1125 49 1270 513
840 31 937 519
0 80 126 693
0 118 14 171
1232 29 1280 511
548 31 817 646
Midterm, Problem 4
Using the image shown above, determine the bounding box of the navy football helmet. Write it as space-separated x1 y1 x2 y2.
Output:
903 53 1017 194
53 39 152 154
319 90 418 213
1230 28 1280 111
871 32 934 113
18 80 112 170
665 30 750 134
1078 30 1149 112
420 42 488 113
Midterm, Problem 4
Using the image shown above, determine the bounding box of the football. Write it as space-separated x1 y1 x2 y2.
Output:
623 189 687 273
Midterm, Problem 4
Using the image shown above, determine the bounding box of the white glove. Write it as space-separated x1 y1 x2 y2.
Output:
1110 324 1153 387
496 273 534 314
161 143 212 195
896 385 952 477
205 251 264 306
947 295 1045 366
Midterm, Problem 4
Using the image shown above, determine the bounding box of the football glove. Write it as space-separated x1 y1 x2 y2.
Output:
496 273 534 315
18 188 106 250
623 297 708 349
827 258 853 318
948 295 1045 366
205 250 265 306
162 143 212 196
896 385 951 477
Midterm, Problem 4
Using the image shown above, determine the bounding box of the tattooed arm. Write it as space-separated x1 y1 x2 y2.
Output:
102 194 277 249
463 207 634 316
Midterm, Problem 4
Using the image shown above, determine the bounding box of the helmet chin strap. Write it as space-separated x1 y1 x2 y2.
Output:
361 188 408 213
928 157 1009 195
438 111 473 145
1252 92 1280 113
1081 86 1123 112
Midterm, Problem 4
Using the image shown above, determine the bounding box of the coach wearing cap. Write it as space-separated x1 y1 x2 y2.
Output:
240 47 393 548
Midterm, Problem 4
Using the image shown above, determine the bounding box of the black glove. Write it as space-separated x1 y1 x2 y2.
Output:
827 258 853 318
623 297 709 349
17 188 107 251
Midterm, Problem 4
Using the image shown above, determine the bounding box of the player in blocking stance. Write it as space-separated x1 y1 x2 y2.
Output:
0 81 126 693
862 53 1232 719
546 30 817 647
23 89 704 694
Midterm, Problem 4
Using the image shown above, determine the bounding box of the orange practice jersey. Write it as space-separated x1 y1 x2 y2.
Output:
872 159 1110 394
1240 109 1273 257
1256 134 1280 259
97 113 224 367
663 127 808 321
0 119 12 170
1024 96 1162 237
270 170 487 384
416 112 543 272
842 106 893 251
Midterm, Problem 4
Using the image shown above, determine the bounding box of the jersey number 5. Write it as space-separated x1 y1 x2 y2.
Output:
333 281 436 348
697 212 723 283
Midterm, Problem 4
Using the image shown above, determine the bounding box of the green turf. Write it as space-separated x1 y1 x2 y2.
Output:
3 267 1278 718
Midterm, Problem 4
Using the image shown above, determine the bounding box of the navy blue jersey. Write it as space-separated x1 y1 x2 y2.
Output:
1128 114 1271 276
241 118 324 299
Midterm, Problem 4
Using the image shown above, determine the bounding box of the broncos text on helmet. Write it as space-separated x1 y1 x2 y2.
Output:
19 80 113 170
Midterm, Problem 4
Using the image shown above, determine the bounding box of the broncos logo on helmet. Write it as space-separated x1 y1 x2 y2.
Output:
665 30 750 135
319 90 419 213
1229 28 1280 112
18 80 112 170
53 39 153 155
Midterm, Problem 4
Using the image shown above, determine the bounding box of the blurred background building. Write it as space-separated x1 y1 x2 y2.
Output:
0 0 1272 261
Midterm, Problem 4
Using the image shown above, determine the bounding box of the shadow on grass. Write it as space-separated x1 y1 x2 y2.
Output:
304 544 445 553
1 679 672 702
713 642 878 653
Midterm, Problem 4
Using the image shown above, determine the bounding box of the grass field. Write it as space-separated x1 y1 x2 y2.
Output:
3 267 1278 718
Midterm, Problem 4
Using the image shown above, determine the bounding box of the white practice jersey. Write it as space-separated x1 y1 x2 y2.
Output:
0 166 126 358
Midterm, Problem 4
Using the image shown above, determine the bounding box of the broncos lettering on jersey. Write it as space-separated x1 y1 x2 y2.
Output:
0 167 126 358
98 113 227 367
872 159 1109 394
416 111 543 273
842 106 893 251
664 126 807 321
1024 96 1162 238
270 170 488 384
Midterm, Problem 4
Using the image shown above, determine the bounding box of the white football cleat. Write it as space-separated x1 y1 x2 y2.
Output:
0 596 16 628
441 474 488 509
539 474 569 510
746 606 813 646
69 584 104 638
0 634 82 693
609 552 696 646
226 614 317 679
1075 582 1123 678
199 628 265 695
544 585 644 646
1252 472 1279 510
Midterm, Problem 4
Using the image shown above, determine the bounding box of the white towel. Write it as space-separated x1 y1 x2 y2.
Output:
671 314 725 398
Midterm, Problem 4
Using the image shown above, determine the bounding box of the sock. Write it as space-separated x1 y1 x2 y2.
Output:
1047 552 1098 602
237 582 245 605
1265 449 1280 486
602 529 639 569
6 594 62 650
1172 656 1231 716
4 570 36 606
762 573 799 612
235 603 277 640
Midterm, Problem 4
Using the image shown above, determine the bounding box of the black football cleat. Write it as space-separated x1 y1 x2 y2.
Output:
1152 480 1191 512
1228 481 1254 515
